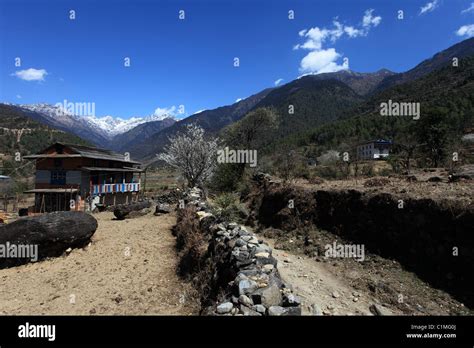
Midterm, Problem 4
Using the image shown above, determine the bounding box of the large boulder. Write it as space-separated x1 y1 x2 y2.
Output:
155 203 172 215
113 201 151 220
0 211 98 268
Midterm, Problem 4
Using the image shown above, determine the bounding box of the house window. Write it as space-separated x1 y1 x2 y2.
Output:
51 170 66 185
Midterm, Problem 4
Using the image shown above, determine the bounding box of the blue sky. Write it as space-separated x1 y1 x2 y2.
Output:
1 0 474 119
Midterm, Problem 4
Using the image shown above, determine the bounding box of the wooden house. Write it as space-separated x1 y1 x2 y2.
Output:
24 143 143 213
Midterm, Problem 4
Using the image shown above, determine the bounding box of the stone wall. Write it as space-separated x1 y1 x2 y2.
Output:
176 188 302 316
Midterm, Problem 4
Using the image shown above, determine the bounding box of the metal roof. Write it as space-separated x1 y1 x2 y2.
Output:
23 143 141 164
357 139 393 146
24 188 79 193
81 167 144 172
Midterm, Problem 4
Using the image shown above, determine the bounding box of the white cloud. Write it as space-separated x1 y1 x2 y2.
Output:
456 24 474 37
420 0 439 15
152 106 178 119
235 98 243 102
294 9 381 75
362 9 382 28
344 26 364 38
12 68 48 81
274 78 284 86
16 95 22 99
462 2 474 14
299 49 348 74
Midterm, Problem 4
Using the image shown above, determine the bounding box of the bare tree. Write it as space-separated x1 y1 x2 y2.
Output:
276 149 298 183
158 124 219 188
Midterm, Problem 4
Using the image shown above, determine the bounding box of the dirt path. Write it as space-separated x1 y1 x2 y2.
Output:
264 237 381 316
0 212 199 315
263 233 470 316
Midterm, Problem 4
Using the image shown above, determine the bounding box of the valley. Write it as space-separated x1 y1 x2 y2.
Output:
0 30 473 320
2 0 474 345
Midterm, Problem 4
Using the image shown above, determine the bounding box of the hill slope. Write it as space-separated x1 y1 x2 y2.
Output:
0 104 90 156
280 56 474 161
375 37 474 92
131 88 274 159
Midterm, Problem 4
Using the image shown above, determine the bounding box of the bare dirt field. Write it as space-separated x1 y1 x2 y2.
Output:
0 211 199 315
295 176 473 207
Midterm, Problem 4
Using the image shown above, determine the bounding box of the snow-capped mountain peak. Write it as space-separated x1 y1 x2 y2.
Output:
17 103 176 138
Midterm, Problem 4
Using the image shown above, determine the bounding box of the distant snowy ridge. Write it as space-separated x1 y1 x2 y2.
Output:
17 103 176 138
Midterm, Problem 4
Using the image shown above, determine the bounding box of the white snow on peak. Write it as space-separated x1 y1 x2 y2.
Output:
17 103 176 138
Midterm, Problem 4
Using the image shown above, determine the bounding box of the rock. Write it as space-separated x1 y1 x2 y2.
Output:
238 295 253 307
281 281 293 292
0 211 98 268
187 187 202 201
238 269 259 277
239 226 248 233
227 222 239 229
331 291 340 298
311 304 323 316
268 306 287 316
284 307 302 316
234 250 252 265
238 279 258 296
235 273 248 282
197 201 207 210
154 203 171 215
282 293 301 307
252 280 282 307
369 304 392 316
255 244 272 254
240 305 261 316
262 264 274 273
256 254 278 267
196 211 213 221
114 201 151 220
427 176 443 182
248 237 259 245
253 304 266 313
255 252 270 258
216 302 233 314
235 238 246 247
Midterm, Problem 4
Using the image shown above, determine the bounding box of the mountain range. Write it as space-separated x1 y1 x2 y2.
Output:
1 37 473 161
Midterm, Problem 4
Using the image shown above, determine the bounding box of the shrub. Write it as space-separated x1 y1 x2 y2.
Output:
210 192 245 223
314 164 345 180
173 206 208 276
361 163 375 177
209 163 243 193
